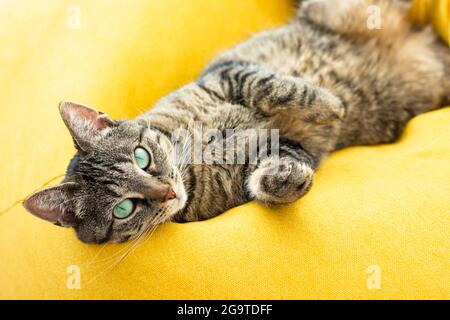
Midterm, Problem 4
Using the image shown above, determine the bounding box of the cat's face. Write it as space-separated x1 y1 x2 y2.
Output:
23 102 187 243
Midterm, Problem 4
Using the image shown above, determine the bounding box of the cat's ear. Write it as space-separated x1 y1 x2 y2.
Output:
23 182 80 227
59 101 116 152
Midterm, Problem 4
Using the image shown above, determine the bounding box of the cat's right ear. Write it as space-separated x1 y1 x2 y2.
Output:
23 182 80 227
59 101 117 153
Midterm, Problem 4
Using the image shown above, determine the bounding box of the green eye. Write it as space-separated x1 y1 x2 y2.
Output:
134 147 150 169
113 199 135 219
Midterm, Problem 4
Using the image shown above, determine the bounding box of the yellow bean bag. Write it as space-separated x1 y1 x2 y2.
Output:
410 0 450 43
0 0 449 299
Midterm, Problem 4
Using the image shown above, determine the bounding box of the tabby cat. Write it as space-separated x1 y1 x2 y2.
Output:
24 0 450 243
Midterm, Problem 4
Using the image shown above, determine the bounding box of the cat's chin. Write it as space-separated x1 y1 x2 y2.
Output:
169 182 188 215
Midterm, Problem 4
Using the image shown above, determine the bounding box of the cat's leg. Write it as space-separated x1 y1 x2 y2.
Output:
247 155 314 206
199 61 344 124
298 0 412 42
299 0 411 22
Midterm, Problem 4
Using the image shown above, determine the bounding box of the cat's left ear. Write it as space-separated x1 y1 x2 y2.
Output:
59 101 117 152
23 182 80 227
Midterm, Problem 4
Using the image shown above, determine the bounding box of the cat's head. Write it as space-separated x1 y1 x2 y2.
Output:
23 102 187 243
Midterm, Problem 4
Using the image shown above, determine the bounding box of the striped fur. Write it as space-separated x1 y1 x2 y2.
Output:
24 0 450 243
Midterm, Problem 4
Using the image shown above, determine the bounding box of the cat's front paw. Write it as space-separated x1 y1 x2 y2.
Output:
281 76 345 124
248 158 314 205
306 88 345 124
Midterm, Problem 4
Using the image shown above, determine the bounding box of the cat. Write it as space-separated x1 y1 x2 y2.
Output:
24 0 450 243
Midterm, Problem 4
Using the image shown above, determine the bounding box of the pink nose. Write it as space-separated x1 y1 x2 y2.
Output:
165 187 176 201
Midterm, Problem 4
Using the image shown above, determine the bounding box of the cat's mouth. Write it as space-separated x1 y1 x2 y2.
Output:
166 166 188 215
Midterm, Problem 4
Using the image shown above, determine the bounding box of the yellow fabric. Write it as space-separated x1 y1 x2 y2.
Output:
410 0 450 43
0 0 449 300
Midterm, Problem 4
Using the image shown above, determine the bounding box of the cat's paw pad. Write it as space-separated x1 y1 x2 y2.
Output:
248 159 313 205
